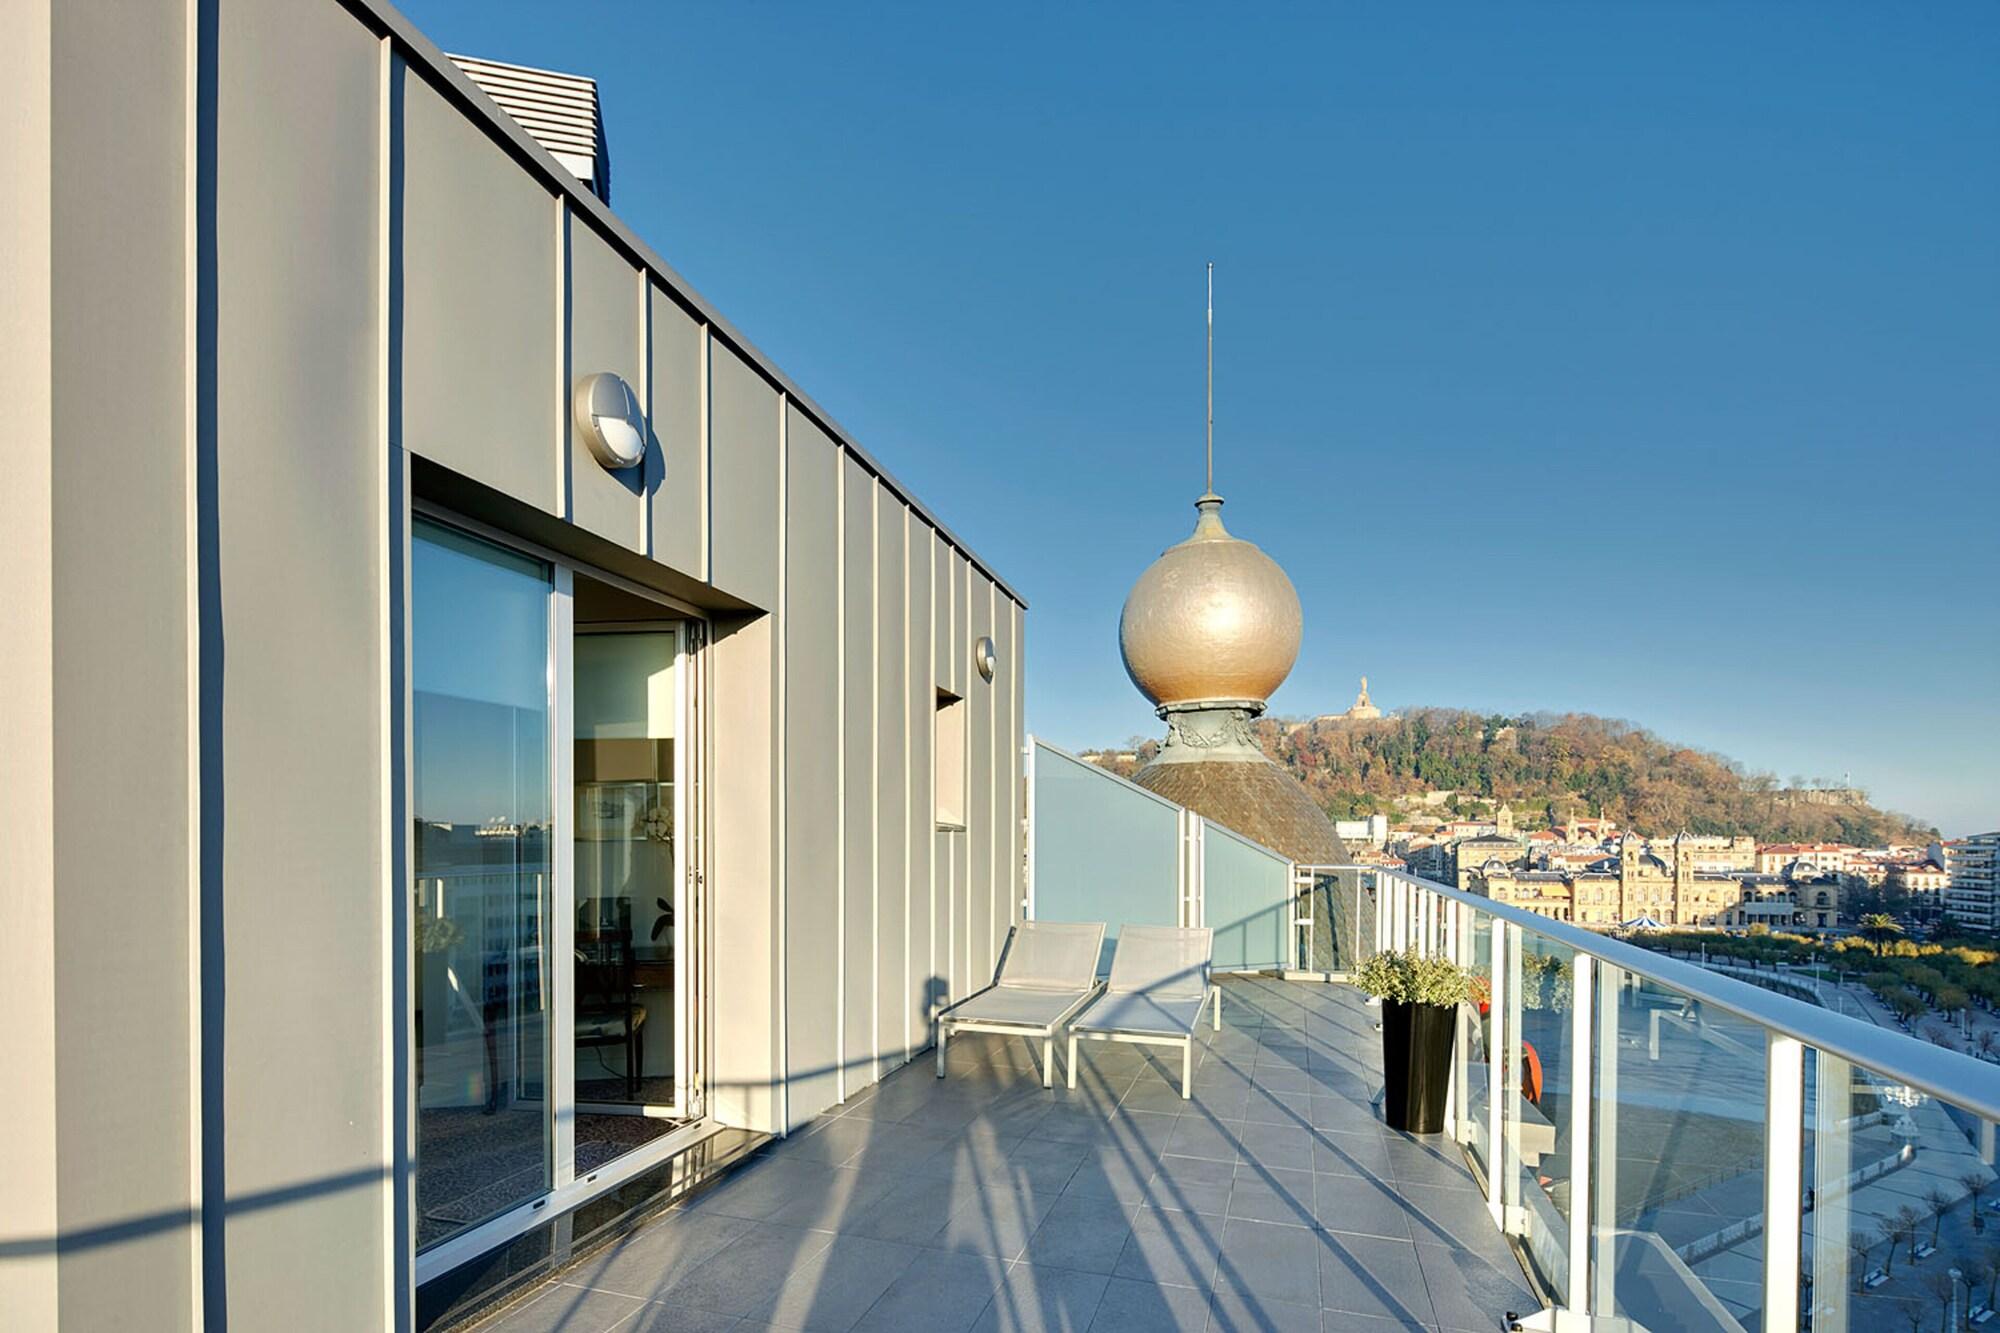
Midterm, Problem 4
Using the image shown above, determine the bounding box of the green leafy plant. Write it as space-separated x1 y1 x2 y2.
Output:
1354 948 1476 1008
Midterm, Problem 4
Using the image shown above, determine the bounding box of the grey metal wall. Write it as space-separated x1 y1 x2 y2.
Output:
10 0 1026 1327
6 3 199 1329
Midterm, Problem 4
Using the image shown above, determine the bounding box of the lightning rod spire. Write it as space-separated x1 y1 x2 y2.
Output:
1205 260 1214 496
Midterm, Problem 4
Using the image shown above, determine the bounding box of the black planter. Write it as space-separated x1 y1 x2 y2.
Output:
1380 999 1457 1134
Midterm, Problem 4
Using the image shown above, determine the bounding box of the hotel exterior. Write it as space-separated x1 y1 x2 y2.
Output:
4 3 1023 1327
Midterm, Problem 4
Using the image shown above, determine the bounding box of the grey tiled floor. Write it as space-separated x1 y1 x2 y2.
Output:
482 978 1534 1333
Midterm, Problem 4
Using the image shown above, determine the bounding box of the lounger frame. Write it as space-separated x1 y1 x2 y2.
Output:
935 921 1107 1089
1067 983 1222 1097
935 982 1107 1088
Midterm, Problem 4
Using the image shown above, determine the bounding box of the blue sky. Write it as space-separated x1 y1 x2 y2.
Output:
400 1 1999 836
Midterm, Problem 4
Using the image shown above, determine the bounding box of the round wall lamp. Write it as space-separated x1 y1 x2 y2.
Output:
975 636 997 682
573 371 646 471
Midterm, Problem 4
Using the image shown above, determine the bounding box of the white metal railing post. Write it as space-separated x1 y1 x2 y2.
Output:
1593 963 1621 1317
1022 740 1037 919
1452 901 1473 1144
1487 913 1508 1226
1813 1050 1852 1333
1440 896 1458 1137
1501 924 1524 1232
1372 873 1388 958
1421 889 1437 957
1763 1035 1805 1332
1567 954 1595 1313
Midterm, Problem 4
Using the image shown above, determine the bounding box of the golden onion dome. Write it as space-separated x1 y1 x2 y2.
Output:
1119 493 1302 712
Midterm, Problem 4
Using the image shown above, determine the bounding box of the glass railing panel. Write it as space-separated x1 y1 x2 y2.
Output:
1301 867 1368 973
1465 903 1495 1182
1515 933 1580 1298
1802 1046 2000 1333
1592 963 1770 1331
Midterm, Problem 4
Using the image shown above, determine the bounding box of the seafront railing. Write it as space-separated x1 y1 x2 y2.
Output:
1302 864 2000 1333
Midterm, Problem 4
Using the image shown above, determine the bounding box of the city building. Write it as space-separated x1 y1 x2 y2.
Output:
7 13 1022 1328
1885 857 1951 911
1755 841 1856 877
1469 836 1841 930
1665 833 1758 873
1453 832 1529 890
1936 833 2000 931
1334 813 1391 847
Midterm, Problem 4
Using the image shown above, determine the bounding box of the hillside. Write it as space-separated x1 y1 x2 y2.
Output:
1092 708 1939 845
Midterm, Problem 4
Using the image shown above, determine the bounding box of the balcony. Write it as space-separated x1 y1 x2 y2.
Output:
471 745 1999 1332
477 974 1531 1331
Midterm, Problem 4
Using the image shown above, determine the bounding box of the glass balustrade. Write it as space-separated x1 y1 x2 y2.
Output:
1304 864 2000 1333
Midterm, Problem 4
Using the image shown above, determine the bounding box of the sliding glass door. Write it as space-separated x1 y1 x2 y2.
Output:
410 517 703 1266
411 520 554 1251
572 627 688 1153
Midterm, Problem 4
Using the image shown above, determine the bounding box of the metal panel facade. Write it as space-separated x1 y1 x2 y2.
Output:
840 454 877 1091
216 3 389 1324
968 573 997 985
711 345 782 608
647 290 705 577
565 212 645 546
782 404 840 1122
400 70 558 512
906 526 938 1049
874 488 910 1067
41 2 195 1326
19 2 1027 1322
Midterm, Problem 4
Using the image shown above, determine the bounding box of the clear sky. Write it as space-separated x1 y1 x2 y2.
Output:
398 1 1999 836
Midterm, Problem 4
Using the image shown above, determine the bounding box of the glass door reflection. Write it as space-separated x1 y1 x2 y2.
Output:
572 624 685 1169
411 520 553 1251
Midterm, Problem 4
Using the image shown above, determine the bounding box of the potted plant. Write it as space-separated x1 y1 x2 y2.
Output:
1355 947 1476 1134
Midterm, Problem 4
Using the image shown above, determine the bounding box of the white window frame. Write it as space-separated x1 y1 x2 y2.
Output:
408 504 711 1289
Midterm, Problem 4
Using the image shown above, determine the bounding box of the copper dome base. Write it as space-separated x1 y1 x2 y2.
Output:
1131 754 1348 866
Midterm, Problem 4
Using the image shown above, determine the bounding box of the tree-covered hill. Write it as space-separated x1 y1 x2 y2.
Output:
1094 708 1939 844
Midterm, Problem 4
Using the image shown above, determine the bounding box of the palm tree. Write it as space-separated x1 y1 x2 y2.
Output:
1861 913 1905 955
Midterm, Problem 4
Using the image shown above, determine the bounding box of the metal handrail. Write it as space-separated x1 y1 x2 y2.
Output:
1307 863 2000 1123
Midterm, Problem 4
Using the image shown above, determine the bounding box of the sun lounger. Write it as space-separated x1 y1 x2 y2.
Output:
1066 925 1219 1098
935 920 1106 1088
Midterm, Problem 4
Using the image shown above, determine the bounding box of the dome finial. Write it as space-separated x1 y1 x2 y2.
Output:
1205 260 1215 498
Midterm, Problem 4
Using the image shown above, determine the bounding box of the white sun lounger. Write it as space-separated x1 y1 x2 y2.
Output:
935 920 1106 1088
1067 925 1219 1098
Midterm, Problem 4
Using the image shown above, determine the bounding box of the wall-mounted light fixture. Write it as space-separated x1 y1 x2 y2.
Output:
572 371 646 471
974 636 997 682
